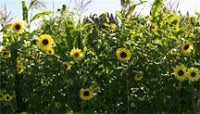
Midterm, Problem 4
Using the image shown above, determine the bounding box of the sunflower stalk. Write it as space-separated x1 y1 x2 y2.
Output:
11 44 26 113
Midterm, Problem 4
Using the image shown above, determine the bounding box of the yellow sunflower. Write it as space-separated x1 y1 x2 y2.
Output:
116 48 131 61
37 34 53 50
55 102 61 109
1 49 11 59
187 67 200 82
181 42 194 55
111 24 117 32
0 91 3 102
25 59 29 63
3 93 12 101
134 74 143 81
63 62 71 71
20 112 28 114
151 23 158 31
17 64 24 74
137 96 145 101
11 21 25 34
80 88 93 101
70 48 84 61
46 48 54 55
173 64 188 81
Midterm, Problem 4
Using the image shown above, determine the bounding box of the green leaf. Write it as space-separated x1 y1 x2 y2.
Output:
22 1 28 22
64 18 73 50
31 11 53 22
103 23 110 27
125 5 136 18
125 1 146 18
150 0 163 19
116 11 122 20
195 12 200 16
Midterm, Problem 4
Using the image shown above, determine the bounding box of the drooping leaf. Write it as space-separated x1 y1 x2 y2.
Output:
195 12 200 16
31 11 53 22
125 1 146 18
125 5 136 18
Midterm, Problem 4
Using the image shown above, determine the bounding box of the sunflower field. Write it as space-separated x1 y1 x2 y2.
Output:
0 0 200 113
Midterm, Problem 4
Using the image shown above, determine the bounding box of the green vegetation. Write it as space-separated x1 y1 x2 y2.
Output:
0 0 200 113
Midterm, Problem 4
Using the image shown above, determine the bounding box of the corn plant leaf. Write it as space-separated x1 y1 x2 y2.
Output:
195 12 200 16
150 0 163 18
22 1 28 22
125 5 136 18
125 1 146 18
31 11 53 22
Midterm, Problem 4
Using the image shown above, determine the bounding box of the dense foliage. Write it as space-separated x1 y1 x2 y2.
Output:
0 0 200 113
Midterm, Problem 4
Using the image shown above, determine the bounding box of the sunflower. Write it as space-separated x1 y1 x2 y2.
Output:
137 96 145 101
181 42 193 55
111 24 117 32
46 48 54 55
3 93 12 101
63 62 71 71
17 64 24 74
70 48 84 61
1 49 11 59
116 48 131 61
187 67 200 82
37 34 53 50
11 21 25 34
151 23 158 31
20 112 28 114
134 74 143 81
55 102 61 109
80 88 93 101
0 91 3 102
173 64 188 81
25 59 29 63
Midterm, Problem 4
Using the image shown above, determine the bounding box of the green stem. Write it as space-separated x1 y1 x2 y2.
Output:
125 68 130 112
12 49 26 113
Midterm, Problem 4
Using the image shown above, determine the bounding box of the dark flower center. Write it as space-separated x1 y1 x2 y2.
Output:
49 51 52 53
64 64 68 68
120 52 127 58
173 19 179 24
6 96 10 99
18 67 22 71
15 24 21 30
191 72 196 77
42 39 49 45
184 45 189 50
83 91 90 96
3 51 8 55
74 53 79 57
151 25 155 29
178 70 184 76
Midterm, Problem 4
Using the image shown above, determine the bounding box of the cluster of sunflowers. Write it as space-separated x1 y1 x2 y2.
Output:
173 41 200 82
1 20 100 102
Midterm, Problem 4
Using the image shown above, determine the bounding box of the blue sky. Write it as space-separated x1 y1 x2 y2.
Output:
0 0 200 21
0 0 200 48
